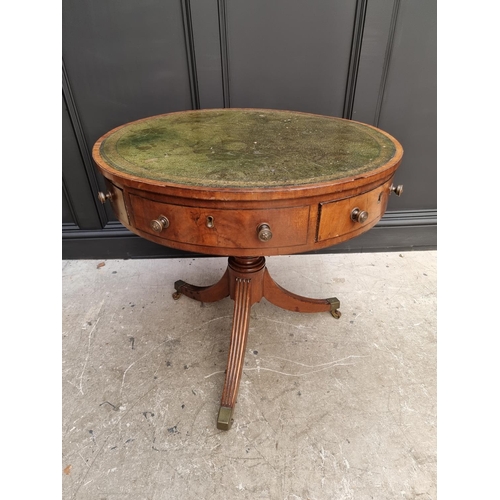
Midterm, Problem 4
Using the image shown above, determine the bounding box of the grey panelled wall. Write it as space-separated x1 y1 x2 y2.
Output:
376 0 437 211
225 0 356 114
62 0 436 259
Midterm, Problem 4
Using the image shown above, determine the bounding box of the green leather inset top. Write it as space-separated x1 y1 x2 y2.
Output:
99 109 397 188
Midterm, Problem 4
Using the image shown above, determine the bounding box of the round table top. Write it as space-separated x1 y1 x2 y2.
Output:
94 109 402 189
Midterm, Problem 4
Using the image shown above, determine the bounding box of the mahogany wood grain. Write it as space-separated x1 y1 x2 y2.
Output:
263 268 338 314
174 270 230 303
128 193 311 250
100 174 397 256
317 180 391 241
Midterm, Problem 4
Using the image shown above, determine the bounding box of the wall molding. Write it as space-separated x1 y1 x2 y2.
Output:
62 210 436 259
217 0 230 108
374 0 401 127
342 0 368 119
62 177 78 226
181 0 200 110
62 61 107 226
376 208 435 227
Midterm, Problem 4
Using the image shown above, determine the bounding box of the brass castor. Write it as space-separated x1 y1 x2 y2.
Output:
172 291 182 300
217 406 234 431
327 297 341 319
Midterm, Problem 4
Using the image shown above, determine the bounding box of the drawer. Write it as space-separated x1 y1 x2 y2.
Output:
129 194 310 249
317 183 390 241
104 179 130 225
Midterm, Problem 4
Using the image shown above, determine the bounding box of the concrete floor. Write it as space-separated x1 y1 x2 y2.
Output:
62 251 436 500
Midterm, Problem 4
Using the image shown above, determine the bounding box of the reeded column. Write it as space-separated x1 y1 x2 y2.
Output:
217 257 266 430
217 277 252 430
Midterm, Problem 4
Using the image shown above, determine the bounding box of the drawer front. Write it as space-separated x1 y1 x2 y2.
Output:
317 183 390 241
104 179 130 225
129 194 310 249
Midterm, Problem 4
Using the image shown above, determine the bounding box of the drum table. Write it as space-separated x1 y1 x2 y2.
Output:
92 109 403 430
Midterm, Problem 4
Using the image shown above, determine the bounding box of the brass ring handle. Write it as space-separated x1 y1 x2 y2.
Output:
390 184 403 196
150 215 170 233
351 208 369 224
97 191 112 204
257 223 273 242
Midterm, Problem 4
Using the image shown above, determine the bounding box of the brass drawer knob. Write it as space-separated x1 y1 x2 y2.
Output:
351 207 368 223
390 184 403 196
257 223 273 242
150 215 169 233
97 191 112 204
